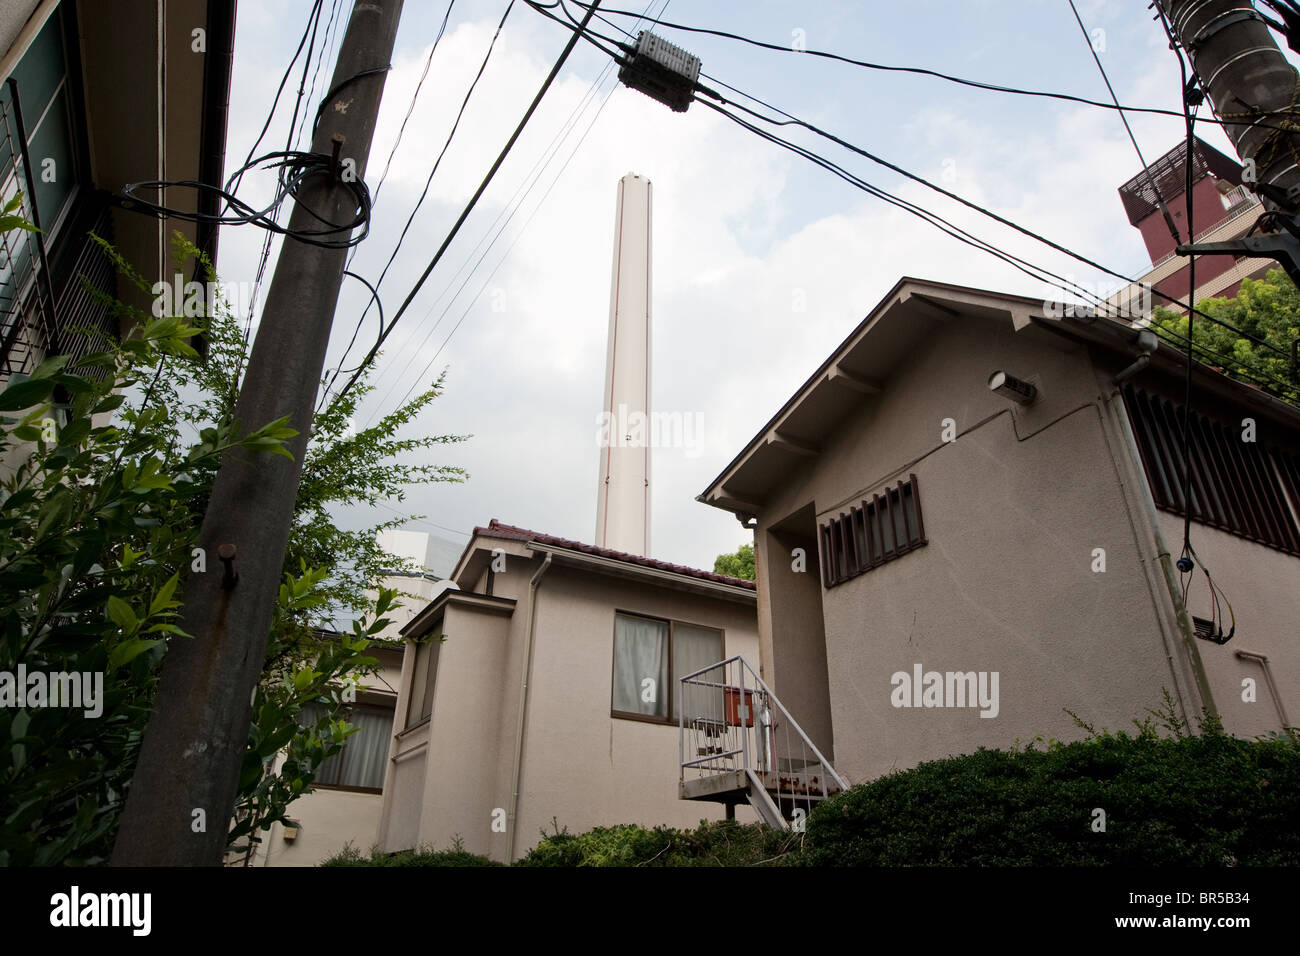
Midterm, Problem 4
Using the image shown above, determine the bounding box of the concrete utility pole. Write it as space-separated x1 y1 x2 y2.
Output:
1157 0 1300 204
112 0 404 866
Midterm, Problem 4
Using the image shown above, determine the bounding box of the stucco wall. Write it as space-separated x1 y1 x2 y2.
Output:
383 548 761 863
242 647 403 867
1156 513 1299 737
253 790 384 868
513 563 760 858
413 600 514 858
755 317 1185 785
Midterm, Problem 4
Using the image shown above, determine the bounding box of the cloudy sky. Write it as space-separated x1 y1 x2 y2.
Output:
219 0 1277 576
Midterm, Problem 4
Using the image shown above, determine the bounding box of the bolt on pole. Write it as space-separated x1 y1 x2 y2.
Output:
111 0 404 866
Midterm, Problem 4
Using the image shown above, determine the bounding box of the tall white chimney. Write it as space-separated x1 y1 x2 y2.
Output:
596 173 652 555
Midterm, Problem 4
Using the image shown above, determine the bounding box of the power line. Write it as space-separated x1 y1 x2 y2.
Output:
322 0 497 404
365 0 670 421
549 0 1300 137
529 7 1297 383
689 79 1292 362
379 70 622 419
1066 0 1181 246
363 67 621 421
329 0 608 406
368 0 456 210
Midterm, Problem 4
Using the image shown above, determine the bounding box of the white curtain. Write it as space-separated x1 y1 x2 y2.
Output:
612 615 669 717
672 624 723 721
300 702 393 790
334 706 392 790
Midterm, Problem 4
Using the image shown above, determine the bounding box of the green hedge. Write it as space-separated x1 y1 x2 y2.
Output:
320 840 501 867
516 819 798 867
800 728 1300 866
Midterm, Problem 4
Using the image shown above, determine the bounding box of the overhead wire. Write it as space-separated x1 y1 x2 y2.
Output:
364 0 682 421
231 0 330 387
522 5 1300 403
689 78 1294 366
321 0 479 405
328 0 608 406
560 0 1300 136
363 59 623 421
1153 3 1201 568
1066 0 1181 245
376 70 622 420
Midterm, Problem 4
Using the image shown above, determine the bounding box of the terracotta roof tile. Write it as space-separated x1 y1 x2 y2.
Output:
471 519 756 590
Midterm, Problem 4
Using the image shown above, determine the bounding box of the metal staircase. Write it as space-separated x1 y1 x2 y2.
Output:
678 655 849 829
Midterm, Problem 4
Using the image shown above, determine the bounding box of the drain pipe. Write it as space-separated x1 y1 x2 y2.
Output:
505 551 552 863
1105 388 1217 721
1113 329 1159 386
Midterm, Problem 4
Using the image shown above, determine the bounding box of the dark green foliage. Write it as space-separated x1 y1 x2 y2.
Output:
799 723 1300 866
0 231 462 864
515 818 800 867
1149 267 1300 405
321 838 501 867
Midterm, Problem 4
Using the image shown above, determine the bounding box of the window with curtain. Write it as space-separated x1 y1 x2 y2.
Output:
611 613 722 723
300 701 395 792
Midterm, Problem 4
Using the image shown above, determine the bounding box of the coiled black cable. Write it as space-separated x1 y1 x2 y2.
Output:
122 148 372 249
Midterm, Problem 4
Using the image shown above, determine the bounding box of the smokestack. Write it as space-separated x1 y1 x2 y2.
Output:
596 173 652 556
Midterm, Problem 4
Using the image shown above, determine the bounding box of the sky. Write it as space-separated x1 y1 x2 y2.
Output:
216 0 1279 577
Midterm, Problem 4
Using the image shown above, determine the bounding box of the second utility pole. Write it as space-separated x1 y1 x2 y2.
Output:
1157 0 1300 201
112 0 404 866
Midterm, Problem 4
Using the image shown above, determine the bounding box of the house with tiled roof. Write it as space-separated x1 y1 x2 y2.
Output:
375 518 761 862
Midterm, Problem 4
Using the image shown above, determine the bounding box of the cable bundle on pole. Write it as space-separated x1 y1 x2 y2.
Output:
123 149 373 249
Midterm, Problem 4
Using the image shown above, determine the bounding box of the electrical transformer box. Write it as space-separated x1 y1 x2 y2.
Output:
617 31 701 113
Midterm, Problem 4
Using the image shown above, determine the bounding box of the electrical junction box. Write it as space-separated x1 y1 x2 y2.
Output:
618 31 700 113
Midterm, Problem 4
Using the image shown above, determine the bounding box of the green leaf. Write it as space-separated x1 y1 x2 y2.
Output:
0 377 54 411
108 637 162 670
90 394 127 415
105 595 138 632
148 573 181 617
28 354 71 379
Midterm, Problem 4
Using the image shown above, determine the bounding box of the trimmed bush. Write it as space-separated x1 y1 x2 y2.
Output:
516 819 799 867
320 839 501 867
800 726 1300 866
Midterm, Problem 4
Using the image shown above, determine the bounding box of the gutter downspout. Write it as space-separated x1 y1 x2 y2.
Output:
1104 384 1218 721
505 551 551 863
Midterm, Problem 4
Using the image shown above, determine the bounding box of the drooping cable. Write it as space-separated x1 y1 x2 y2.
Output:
329 0 608 405
320 0 481 404
1155 5 1200 568
555 0 1300 135
1066 0 1181 245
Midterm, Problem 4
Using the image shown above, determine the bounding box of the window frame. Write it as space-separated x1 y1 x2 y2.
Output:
302 699 395 795
609 611 725 726
820 473 927 588
1123 384 1300 557
403 636 439 730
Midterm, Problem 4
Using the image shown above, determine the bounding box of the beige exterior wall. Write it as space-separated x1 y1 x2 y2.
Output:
513 564 760 857
1155 513 1299 737
236 645 404 867
754 316 1192 785
380 544 759 863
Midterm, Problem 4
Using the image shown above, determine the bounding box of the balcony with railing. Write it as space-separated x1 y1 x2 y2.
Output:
679 655 849 829
1 75 117 381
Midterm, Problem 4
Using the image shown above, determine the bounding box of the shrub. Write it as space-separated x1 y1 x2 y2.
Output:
320 838 500 867
800 725 1300 866
515 818 799 866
